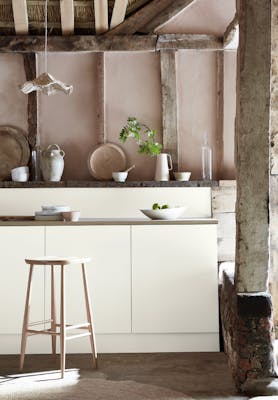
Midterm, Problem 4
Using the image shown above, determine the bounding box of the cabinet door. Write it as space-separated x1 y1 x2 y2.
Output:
0 227 45 334
132 225 218 333
45 226 131 333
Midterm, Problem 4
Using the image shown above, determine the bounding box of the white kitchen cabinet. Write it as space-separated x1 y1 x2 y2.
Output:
0 227 45 335
45 226 131 334
131 225 218 334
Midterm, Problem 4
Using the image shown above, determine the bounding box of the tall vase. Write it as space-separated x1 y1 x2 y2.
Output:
41 144 65 182
154 153 173 181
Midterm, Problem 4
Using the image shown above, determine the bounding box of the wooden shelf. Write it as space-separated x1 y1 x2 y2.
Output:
0 180 219 188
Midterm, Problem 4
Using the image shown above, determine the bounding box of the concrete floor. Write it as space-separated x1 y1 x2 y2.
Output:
0 352 249 400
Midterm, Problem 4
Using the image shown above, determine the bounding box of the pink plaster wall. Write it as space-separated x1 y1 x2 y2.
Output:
38 53 98 180
0 54 28 133
158 0 236 36
105 52 162 181
177 51 217 180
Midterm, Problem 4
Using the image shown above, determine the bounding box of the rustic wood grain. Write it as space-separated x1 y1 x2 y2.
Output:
96 52 106 144
0 35 157 52
23 53 38 149
141 0 195 33
156 34 223 50
216 51 224 179
235 0 271 293
160 49 178 170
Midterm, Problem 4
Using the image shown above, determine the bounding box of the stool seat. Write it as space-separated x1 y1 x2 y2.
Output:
20 256 97 378
25 256 91 265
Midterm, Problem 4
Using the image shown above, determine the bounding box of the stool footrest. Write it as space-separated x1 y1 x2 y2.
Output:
55 323 91 331
27 329 59 336
28 319 53 327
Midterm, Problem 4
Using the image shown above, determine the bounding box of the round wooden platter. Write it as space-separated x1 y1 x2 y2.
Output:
0 126 30 181
88 143 127 180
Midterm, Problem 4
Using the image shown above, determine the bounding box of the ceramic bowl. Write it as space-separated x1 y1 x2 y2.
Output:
11 166 29 182
112 171 128 182
173 172 191 181
140 207 185 220
62 211 81 222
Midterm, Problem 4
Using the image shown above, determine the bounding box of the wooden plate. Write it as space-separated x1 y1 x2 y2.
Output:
0 126 30 181
88 143 127 180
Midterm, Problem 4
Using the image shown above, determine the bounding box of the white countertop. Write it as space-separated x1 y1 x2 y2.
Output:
0 217 218 226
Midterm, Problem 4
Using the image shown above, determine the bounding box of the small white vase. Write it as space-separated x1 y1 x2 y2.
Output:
154 153 173 181
41 144 65 182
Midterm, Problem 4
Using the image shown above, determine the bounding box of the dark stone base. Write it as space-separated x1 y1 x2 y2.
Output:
220 266 277 392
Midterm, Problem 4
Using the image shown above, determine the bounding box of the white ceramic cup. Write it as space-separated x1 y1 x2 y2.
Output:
11 166 29 182
112 172 128 182
62 211 80 222
173 171 191 181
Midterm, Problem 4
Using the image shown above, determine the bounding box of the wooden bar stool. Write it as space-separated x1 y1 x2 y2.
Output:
19 256 97 378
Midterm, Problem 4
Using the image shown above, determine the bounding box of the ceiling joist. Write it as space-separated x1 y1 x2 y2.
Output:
110 0 128 30
12 0 28 35
94 0 108 34
60 0 75 35
106 0 172 35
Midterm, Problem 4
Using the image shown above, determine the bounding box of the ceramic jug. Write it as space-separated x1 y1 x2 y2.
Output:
41 144 65 182
154 153 173 181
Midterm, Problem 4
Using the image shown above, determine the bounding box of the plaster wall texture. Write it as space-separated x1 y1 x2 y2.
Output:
158 0 236 35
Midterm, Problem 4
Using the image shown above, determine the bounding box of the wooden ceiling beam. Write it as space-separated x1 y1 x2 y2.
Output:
106 0 172 35
0 34 223 53
110 0 128 30
60 0 75 35
141 0 195 33
12 0 28 35
94 0 108 34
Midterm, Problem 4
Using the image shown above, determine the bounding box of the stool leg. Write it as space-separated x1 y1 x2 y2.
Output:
81 263 97 368
51 265 56 356
60 265 66 378
19 264 34 371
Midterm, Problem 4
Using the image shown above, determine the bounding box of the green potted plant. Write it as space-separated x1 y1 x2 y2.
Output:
119 117 162 156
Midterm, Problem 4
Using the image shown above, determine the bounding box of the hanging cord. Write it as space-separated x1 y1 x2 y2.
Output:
44 0 48 72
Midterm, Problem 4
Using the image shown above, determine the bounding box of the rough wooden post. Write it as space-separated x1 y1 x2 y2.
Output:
216 51 224 180
235 0 271 293
160 49 178 171
23 53 38 149
269 0 278 333
96 52 106 144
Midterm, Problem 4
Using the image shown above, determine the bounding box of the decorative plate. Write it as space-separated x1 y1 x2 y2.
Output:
0 126 30 181
88 143 126 180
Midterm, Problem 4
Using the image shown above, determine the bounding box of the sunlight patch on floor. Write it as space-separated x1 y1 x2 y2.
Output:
0 368 79 394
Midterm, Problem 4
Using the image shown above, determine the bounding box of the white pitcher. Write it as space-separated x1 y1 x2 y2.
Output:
41 144 65 182
154 153 173 181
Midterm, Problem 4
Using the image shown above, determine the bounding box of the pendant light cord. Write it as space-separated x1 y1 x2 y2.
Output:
44 0 48 72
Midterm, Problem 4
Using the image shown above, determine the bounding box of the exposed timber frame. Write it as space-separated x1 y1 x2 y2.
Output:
160 49 178 171
11 0 28 35
0 34 223 53
22 53 38 149
94 0 108 34
216 51 224 179
60 0 74 36
96 52 106 145
110 0 128 30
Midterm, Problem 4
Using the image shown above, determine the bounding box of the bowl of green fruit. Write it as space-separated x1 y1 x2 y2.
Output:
140 203 185 220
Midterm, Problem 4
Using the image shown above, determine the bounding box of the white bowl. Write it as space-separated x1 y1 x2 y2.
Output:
42 205 70 213
140 207 185 220
11 166 29 182
174 172 191 181
112 171 128 182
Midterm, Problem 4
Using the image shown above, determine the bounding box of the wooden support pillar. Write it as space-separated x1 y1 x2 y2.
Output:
269 0 278 333
235 0 271 293
216 51 224 180
96 52 106 144
160 49 178 171
23 53 38 149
